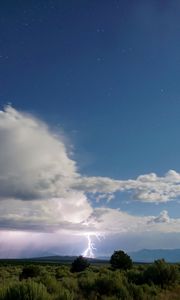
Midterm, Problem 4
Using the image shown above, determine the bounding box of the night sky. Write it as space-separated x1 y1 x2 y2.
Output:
0 1 180 258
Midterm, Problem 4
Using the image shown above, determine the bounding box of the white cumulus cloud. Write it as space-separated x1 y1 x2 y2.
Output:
0 105 180 247
74 170 180 203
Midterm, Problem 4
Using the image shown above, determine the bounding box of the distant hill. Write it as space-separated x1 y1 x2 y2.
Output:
21 249 180 263
0 255 109 264
129 249 180 263
30 255 77 262
1 249 180 263
30 255 109 264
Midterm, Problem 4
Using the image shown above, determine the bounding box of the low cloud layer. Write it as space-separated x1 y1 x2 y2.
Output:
74 170 180 203
0 106 180 256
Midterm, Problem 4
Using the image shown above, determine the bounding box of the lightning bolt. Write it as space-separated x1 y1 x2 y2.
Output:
82 233 104 258
82 234 96 258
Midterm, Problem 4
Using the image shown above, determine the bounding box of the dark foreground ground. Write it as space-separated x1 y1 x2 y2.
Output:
0 258 179 299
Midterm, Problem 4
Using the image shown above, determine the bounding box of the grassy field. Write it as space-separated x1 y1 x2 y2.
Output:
0 259 179 300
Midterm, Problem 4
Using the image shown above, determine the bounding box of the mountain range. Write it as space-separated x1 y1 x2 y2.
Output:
1 249 180 263
128 249 180 263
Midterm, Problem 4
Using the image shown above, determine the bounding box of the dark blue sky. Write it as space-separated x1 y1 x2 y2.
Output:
1 1 180 177
1 1 180 228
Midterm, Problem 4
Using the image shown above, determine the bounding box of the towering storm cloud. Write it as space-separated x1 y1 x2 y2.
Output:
0 106 180 257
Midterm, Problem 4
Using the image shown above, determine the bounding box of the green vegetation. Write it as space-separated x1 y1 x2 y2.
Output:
0 252 179 300
71 256 90 273
110 250 133 270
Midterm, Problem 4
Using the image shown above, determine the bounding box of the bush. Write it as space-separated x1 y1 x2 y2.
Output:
127 269 144 285
128 284 144 300
40 275 61 294
56 266 71 280
78 271 96 298
71 256 90 273
110 250 133 270
19 265 43 280
61 276 78 292
0 280 50 300
95 270 130 298
53 287 74 300
38 274 75 300
143 259 179 288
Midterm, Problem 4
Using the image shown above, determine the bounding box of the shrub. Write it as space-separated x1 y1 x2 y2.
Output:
19 265 43 280
61 276 78 292
56 266 71 280
78 271 96 298
128 284 144 300
71 256 90 273
127 269 144 285
110 250 133 270
95 270 130 298
39 274 75 300
0 280 50 300
143 259 179 288
41 275 61 294
53 287 74 300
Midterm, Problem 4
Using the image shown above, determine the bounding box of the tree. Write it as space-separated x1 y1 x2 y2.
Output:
110 250 133 270
71 255 90 273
